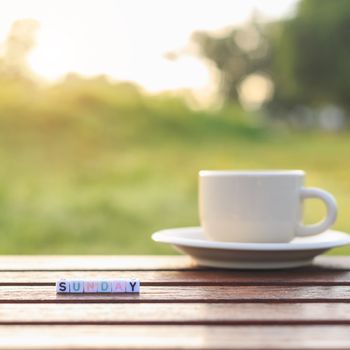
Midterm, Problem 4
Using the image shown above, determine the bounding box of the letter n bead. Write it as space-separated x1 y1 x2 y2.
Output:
56 280 70 293
83 281 98 293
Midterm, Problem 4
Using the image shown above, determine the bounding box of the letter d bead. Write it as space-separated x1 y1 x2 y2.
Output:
98 281 112 293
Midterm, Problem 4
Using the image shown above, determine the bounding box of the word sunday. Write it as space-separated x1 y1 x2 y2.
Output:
56 278 140 294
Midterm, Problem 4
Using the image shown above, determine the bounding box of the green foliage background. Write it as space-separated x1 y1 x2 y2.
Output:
0 77 349 254
1 0 350 255
194 0 350 114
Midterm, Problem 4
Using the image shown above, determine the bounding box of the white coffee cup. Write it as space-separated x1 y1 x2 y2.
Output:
199 170 337 243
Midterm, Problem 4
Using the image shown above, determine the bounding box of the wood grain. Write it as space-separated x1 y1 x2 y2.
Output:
0 255 349 349
0 255 194 271
2 268 350 286
1 303 350 325
0 325 349 349
1 285 350 303
0 255 348 271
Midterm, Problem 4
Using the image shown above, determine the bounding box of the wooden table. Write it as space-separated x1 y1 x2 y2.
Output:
1 255 350 349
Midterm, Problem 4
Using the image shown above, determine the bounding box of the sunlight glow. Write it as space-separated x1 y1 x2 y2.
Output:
0 0 297 93
238 73 274 110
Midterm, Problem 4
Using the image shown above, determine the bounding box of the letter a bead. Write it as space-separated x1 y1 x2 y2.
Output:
111 279 127 293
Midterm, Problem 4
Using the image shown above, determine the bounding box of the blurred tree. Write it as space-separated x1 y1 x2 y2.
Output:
194 0 350 118
272 0 350 112
0 19 39 81
192 18 272 104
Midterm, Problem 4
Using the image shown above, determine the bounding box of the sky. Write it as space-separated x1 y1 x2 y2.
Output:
0 0 297 93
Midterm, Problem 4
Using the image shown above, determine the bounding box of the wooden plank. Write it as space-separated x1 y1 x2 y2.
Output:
0 325 349 349
1 303 350 325
0 285 350 303
0 255 194 271
2 268 350 286
0 255 348 271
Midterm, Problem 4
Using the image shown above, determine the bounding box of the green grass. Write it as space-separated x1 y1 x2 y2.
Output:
0 77 349 254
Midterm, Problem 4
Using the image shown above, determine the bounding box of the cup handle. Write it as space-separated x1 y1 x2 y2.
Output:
296 187 337 237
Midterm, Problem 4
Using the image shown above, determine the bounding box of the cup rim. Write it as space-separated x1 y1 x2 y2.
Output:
199 170 305 177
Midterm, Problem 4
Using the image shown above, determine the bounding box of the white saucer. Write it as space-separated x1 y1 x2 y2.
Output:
152 227 350 269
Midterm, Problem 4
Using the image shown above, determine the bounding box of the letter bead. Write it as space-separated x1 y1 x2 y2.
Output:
98 281 112 293
56 278 140 293
69 280 84 293
83 280 98 293
111 279 127 293
126 279 140 293
56 280 70 293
